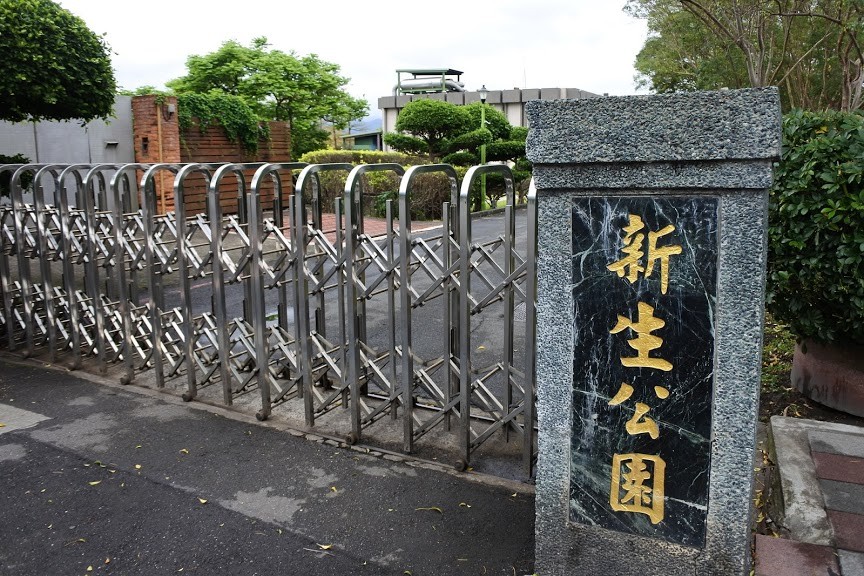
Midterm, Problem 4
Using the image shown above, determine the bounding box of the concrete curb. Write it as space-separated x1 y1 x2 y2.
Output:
768 415 841 545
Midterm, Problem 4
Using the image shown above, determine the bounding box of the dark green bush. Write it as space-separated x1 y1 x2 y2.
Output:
297 150 427 213
767 109 864 344
0 153 32 197
371 171 463 221
441 151 477 166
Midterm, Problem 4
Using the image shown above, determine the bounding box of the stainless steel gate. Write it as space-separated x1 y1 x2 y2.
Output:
0 162 537 477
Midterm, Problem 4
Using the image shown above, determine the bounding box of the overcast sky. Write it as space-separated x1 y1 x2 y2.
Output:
58 0 649 118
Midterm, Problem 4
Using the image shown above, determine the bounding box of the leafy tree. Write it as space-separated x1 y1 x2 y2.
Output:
0 0 116 122
629 3 749 93
626 0 864 111
168 38 368 158
323 97 370 148
118 85 169 97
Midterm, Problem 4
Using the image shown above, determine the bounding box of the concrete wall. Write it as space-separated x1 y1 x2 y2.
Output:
0 96 134 164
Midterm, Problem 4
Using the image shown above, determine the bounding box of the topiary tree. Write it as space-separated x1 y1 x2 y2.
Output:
767 109 864 344
0 0 116 123
383 99 475 160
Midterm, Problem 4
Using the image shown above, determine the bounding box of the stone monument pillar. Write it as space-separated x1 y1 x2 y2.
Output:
526 89 781 575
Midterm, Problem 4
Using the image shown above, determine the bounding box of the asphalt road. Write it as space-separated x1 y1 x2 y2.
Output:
0 362 535 576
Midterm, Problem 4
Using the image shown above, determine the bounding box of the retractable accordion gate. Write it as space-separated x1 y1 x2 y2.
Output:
0 162 537 477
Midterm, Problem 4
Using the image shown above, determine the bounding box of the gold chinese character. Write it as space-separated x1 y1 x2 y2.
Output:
607 383 660 439
606 215 645 284
607 215 682 294
610 453 666 525
608 382 634 406
610 302 673 371
646 225 682 295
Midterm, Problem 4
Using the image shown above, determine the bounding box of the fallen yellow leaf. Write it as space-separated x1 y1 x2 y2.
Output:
135 445 142 449
330 486 337 492
105 557 111 564
179 449 189 454
88 481 101 486
0 423 5 428
459 502 472 508
415 506 443 514
317 544 333 550
134 464 141 470
198 498 208 504
86 566 93 572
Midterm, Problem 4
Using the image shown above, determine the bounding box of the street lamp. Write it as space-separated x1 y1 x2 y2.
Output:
479 84 488 210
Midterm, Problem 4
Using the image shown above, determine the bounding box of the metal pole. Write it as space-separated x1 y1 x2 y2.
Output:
480 102 487 210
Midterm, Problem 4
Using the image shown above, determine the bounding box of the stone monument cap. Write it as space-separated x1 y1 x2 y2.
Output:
526 88 781 165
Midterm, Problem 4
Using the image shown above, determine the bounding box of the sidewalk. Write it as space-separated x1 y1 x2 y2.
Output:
0 360 534 575
757 416 864 576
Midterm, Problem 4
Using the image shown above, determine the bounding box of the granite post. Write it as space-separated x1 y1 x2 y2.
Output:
526 89 781 575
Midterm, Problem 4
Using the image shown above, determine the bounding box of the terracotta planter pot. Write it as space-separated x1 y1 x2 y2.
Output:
791 339 864 418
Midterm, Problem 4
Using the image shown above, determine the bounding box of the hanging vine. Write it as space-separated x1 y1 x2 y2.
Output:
176 93 267 154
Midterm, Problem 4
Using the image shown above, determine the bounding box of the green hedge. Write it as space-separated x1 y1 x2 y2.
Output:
767 109 864 344
295 149 529 220
297 150 454 219
372 167 469 221
298 149 426 166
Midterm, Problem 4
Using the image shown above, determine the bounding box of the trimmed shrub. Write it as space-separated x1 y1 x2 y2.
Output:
767 109 864 344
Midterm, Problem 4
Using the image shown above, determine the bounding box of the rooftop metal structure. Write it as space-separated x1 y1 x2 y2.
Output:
394 68 465 95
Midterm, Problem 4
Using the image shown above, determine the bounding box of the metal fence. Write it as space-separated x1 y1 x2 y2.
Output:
0 162 537 477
